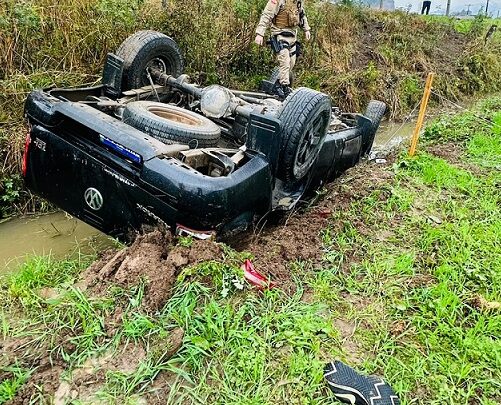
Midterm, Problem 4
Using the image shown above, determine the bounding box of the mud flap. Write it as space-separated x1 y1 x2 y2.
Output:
102 53 124 98
246 113 281 178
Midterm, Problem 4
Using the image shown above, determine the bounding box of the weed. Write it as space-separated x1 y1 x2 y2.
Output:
0 363 31 403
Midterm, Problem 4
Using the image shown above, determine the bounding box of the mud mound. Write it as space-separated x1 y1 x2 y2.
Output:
238 160 395 292
81 230 222 311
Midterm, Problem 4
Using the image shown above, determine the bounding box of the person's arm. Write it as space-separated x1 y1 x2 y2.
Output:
255 0 280 45
299 3 311 40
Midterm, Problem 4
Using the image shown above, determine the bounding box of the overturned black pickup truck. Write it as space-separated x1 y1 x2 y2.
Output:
23 30 386 240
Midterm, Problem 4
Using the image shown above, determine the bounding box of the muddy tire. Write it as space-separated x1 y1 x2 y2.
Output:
361 100 386 155
123 101 221 147
116 30 184 91
277 87 331 186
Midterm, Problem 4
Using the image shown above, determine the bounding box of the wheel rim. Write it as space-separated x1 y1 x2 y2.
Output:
293 111 329 178
142 57 171 86
146 57 168 75
147 106 204 127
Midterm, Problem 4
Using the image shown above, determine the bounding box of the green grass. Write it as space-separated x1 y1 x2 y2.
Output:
0 364 31 403
1 96 501 403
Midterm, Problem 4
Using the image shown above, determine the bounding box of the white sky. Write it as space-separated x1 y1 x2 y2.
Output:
393 0 501 14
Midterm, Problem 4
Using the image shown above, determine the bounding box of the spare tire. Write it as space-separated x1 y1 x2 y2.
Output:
123 101 221 147
116 30 184 91
277 87 332 186
361 100 386 155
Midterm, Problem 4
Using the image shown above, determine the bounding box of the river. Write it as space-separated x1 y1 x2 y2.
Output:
0 212 115 273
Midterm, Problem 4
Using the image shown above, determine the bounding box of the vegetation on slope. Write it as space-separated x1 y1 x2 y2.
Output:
0 0 500 216
1 96 500 404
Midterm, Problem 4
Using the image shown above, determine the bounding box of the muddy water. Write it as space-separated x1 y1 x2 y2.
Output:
0 212 115 273
373 120 416 152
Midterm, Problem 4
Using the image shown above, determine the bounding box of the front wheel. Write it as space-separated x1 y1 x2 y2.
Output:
276 88 332 187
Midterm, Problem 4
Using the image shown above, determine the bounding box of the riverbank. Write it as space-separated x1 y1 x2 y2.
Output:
1 95 500 404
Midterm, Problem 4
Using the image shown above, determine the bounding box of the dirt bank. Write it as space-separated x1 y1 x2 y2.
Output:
81 231 222 312
2 231 223 404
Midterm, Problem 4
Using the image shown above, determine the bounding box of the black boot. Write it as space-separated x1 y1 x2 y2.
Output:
272 81 292 100
272 81 285 99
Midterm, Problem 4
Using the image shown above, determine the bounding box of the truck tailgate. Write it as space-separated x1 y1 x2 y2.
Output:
25 125 178 239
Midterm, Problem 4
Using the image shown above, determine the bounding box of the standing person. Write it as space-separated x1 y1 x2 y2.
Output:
421 0 431 14
254 0 311 99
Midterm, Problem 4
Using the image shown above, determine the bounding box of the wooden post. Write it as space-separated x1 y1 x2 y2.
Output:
409 72 435 157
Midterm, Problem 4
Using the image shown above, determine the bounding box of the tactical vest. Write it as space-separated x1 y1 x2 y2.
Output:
273 0 300 29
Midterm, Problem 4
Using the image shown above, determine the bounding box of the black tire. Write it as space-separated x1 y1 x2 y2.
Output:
116 30 184 91
361 100 386 155
276 87 332 186
122 101 221 147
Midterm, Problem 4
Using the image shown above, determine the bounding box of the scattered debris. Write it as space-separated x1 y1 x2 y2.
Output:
242 259 275 290
324 360 401 404
427 214 443 225
176 224 216 240
317 208 332 218
471 295 501 311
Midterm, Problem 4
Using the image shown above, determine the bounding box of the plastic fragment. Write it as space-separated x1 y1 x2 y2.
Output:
176 224 215 240
242 259 275 289
317 208 332 218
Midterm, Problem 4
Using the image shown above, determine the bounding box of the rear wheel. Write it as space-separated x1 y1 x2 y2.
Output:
123 101 221 147
361 100 386 155
116 30 184 91
277 88 332 187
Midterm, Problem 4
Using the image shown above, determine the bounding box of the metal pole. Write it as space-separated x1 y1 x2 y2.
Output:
380 0 384 10
446 0 451 16
485 0 490 15
467 4 471 15
409 73 435 157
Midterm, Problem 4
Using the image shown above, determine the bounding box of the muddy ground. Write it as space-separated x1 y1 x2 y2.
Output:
1 157 397 404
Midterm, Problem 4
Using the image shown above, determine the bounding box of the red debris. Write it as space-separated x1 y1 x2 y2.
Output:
242 259 275 290
317 208 332 218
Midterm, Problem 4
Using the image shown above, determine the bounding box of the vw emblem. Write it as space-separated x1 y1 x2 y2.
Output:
84 187 103 211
